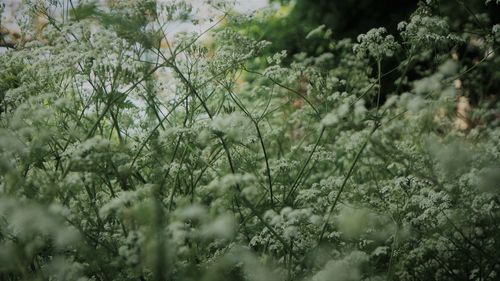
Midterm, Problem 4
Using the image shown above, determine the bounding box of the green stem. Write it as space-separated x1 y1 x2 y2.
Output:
376 59 382 111
318 123 379 242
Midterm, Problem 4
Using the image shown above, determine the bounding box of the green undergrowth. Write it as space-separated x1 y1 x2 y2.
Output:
0 1 499 280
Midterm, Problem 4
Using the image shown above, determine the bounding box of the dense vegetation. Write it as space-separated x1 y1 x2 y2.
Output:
0 1 499 280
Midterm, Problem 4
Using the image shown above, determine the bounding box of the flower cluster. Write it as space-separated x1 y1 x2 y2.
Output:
353 27 400 60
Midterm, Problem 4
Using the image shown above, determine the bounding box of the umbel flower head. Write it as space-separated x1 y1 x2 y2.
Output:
353 27 400 60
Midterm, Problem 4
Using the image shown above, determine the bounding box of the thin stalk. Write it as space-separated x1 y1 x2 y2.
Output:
221 83 276 205
284 126 326 204
376 59 382 110
318 123 379 242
